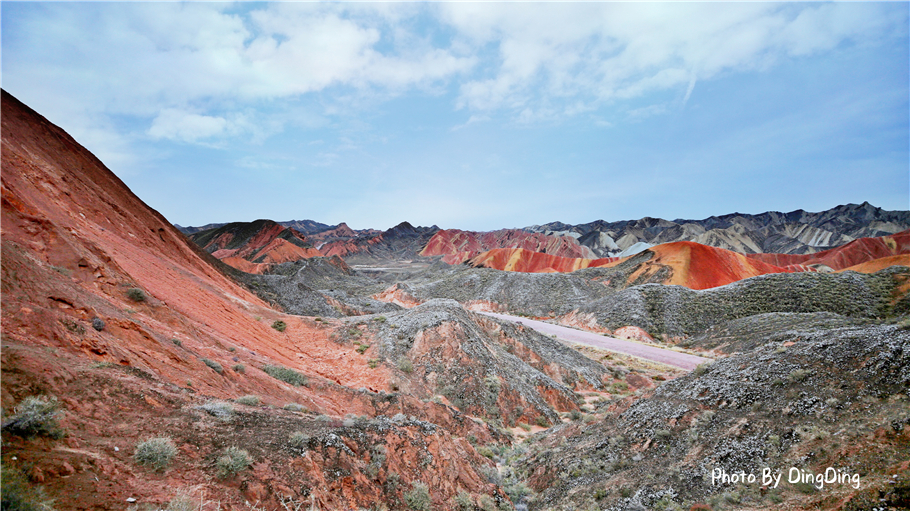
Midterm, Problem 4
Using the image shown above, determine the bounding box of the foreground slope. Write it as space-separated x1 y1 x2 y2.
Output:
513 319 910 510
0 90 517 509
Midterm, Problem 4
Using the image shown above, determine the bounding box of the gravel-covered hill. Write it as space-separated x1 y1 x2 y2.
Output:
510 320 910 510
570 266 909 338
335 299 615 426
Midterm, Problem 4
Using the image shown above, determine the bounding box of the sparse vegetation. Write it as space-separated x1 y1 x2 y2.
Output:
126 287 147 302
788 368 811 382
201 358 223 374
368 359 380 369
356 343 370 354
397 357 414 374
214 447 250 479
2 395 64 439
693 361 712 376
403 481 431 511
1 465 56 511
288 432 310 449
198 400 233 419
454 491 473 510
271 320 287 332
134 436 177 472
262 364 308 386
234 395 260 406
171 338 182 347
283 403 308 412
232 363 245 373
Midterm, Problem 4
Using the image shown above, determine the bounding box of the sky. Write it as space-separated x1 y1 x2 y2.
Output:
2 2 908 231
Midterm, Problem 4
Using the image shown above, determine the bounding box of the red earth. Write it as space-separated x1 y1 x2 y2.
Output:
462 236 908 290
0 90 507 510
421 228 596 260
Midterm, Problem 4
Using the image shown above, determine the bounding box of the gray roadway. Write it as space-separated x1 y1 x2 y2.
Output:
477 312 710 371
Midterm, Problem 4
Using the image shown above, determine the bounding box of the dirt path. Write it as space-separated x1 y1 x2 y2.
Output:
478 312 710 371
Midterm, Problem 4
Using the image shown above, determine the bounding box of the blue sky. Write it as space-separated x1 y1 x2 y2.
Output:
3 2 908 231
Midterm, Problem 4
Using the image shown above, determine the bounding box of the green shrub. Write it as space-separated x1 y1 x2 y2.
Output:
1 465 56 511
234 395 260 406
693 362 712 376
403 481 431 511
454 491 474 510
535 416 549 428
232 363 246 374
201 358 223 374
788 368 811 382
126 287 146 302
477 446 495 459
655 429 672 440
288 432 310 449
164 493 195 511
271 320 287 332
171 338 182 347
356 344 370 354
397 357 414 374
262 364 308 386
215 447 250 479
374 316 386 323
368 359 380 369
134 437 177 472
3 395 64 438
198 400 233 419
283 403 308 412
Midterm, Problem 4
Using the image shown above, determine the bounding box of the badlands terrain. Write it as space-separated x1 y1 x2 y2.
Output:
2 89 909 511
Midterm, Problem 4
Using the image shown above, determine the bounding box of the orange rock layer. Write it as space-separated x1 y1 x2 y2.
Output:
746 229 910 270
461 232 909 290
467 248 618 273
421 228 595 259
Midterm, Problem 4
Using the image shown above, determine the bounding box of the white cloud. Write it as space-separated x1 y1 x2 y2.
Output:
2 0 902 163
440 3 902 117
148 109 230 143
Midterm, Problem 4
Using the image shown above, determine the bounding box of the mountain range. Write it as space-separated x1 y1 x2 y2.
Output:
3 89 909 511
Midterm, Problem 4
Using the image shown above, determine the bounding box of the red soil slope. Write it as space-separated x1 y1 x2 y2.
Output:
0 91 500 509
746 230 910 270
635 241 804 290
421 228 596 260
467 248 618 273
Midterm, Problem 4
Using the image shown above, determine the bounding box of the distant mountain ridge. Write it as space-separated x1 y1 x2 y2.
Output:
525 201 910 257
182 203 909 274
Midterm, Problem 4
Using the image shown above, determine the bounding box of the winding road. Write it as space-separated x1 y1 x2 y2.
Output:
478 312 710 371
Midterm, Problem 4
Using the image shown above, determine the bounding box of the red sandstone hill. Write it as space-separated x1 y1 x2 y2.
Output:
421 228 596 262
189 219 323 274
465 234 909 290
0 91 503 509
466 248 618 273
745 229 910 271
